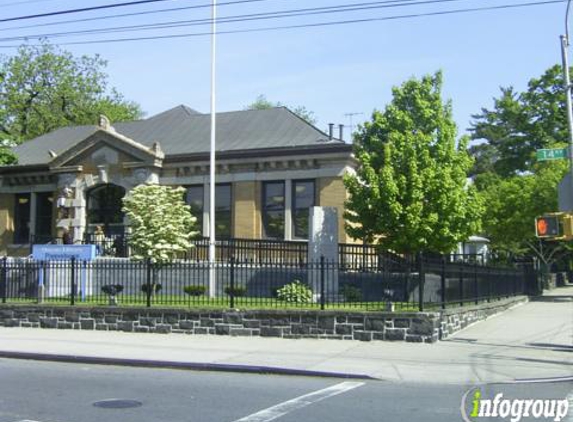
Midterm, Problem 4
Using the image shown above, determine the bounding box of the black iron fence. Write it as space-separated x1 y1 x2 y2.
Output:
1 253 529 311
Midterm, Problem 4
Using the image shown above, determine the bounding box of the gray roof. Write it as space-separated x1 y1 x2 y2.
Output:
10 105 343 166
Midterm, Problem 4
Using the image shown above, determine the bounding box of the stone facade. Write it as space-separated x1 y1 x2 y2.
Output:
0 296 527 342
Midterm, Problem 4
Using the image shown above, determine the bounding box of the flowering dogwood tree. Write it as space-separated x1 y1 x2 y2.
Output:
122 183 198 264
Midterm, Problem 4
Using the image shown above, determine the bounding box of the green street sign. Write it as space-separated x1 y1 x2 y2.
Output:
536 148 568 161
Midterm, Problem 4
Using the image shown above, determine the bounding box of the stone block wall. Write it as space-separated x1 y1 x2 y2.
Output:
0 307 441 342
439 296 528 339
0 296 527 343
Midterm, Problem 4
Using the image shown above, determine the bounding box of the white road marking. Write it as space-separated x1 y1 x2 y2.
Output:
232 381 364 422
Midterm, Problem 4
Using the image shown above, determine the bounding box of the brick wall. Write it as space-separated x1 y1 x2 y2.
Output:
318 177 349 243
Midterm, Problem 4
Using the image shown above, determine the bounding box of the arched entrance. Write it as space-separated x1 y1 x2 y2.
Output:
86 184 126 236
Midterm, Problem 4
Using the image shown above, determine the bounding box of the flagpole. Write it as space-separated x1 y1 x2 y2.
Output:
209 0 217 297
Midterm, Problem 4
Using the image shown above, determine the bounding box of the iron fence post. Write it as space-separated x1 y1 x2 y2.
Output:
418 252 425 312
1 256 7 304
146 258 152 308
440 255 446 310
38 260 46 304
487 265 492 302
320 256 325 310
474 259 479 305
459 264 464 307
70 257 76 306
229 257 235 309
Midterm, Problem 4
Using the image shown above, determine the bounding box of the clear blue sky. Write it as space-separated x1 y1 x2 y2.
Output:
0 0 566 139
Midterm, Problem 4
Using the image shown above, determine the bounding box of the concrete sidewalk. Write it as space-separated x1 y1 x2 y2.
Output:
0 287 571 384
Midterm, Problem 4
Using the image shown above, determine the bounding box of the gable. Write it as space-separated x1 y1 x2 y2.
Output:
49 129 163 171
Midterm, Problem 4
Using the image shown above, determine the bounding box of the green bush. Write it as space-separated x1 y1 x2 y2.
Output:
341 284 362 303
224 286 247 297
276 280 313 303
183 285 207 296
141 283 162 294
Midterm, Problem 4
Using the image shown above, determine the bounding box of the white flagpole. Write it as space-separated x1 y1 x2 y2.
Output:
209 0 217 297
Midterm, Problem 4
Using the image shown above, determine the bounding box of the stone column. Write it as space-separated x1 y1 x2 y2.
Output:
308 206 339 301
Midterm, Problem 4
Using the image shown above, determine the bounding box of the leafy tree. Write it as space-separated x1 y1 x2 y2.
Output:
0 140 17 165
470 65 568 177
245 94 317 125
122 184 198 264
344 72 483 255
0 42 142 145
478 162 571 266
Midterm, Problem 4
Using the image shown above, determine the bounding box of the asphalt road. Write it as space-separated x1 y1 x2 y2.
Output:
0 359 571 422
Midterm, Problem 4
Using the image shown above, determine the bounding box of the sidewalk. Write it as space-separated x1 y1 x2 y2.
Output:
0 287 571 384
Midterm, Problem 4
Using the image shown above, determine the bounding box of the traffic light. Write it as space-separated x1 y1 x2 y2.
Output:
535 214 562 238
534 212 573 240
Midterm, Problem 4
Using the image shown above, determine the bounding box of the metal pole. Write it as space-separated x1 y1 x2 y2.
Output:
560 35 573 190
209 0 217 298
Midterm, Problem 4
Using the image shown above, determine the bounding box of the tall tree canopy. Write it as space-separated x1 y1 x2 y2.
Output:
245 94 317 125
470 65 568 177
470 65 572 262
0 42 143 148
344 72 483 254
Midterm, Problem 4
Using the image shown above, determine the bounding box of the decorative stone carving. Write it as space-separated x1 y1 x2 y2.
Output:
97 165 108 184
133 168 149 183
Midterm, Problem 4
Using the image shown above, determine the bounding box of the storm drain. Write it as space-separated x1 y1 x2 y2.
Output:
93 399 143 409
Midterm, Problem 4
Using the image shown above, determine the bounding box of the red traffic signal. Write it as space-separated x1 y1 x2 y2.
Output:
535 215 561 238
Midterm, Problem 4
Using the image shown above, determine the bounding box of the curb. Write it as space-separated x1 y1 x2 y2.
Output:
0 350 376 380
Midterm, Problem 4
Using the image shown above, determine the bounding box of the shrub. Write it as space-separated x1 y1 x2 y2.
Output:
276 280 312 303
141 283 162 294
183 285 207 296
224 286 247 297
341 284 362 303
101 284 124 296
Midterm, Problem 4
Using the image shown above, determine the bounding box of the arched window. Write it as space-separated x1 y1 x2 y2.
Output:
86 184 126 236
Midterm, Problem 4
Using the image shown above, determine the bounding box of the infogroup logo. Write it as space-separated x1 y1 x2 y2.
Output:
461 388 570 422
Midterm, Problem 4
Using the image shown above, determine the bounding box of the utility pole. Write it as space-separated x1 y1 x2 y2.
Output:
562 0 573 205
344 112 363 141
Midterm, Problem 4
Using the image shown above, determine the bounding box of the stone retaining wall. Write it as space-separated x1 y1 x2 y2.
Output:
439 296 528 339
0 296 527 343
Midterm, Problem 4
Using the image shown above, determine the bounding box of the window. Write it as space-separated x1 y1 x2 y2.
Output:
35 193 53 243
186 185 204 234
14 193 31 243
292 180 315 239
262 181 285 239
187 184 232 238
215 184 232 238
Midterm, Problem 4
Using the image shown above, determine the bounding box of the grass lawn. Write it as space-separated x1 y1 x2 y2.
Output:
3 294 421 312
1 295 512 312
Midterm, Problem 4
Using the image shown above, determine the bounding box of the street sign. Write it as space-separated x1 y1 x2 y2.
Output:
32 244 96 261
536 148 568 161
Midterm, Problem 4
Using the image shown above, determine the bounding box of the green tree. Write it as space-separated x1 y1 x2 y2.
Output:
0 42 142 145
470 65 568 177
245 94 317 125
478 162 571 265
344 72 483 255
0 141 17 165
122 184 198 264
